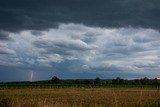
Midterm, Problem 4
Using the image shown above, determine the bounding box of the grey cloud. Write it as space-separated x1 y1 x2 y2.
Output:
134 63 158 69
0 43 15 54
81 32 98 43
1 24 160 81
31 30 44 36
107 45 145 55
33 39 95 56
7 25 160 72
134 62 160 72
0 49 15 54
0 31 12 40
132 29 160 43
0 0 160 32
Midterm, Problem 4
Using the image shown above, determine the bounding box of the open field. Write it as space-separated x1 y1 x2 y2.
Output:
0 87 160 107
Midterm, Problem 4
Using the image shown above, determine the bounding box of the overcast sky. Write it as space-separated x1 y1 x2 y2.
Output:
0 0 160 82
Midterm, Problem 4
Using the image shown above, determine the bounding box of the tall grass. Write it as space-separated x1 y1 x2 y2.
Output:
0 88 160 107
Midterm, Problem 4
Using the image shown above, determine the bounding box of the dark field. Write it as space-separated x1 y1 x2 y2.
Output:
0 87 160 107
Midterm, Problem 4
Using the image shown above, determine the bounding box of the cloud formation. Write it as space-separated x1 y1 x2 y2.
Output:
0 23 160 81
0 0 160 32
1 0 160 81
0 30 12 40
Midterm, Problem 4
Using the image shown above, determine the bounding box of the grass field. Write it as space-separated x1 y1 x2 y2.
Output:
0 87 160 107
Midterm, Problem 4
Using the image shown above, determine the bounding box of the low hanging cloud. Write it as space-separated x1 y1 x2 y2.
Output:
0 23 160 79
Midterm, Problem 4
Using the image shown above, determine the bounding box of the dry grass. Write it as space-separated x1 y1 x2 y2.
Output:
0 88 160 107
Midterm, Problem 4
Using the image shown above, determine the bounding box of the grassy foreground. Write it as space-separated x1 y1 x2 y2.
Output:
0 87 160 107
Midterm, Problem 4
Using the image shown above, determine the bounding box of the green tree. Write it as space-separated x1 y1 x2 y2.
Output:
94 77 101 84
51 76 61 83
140 77 149 85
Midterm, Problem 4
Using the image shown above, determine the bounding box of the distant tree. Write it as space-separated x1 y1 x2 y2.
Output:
154 78 159 88
112 77 124 84
106 80 112 84
116 77 121 83
74 79 80 84
140 77 149 85
131 79 141 85
119 78 124 84
83 80 92 84
51 76 61 83
94 77 101 84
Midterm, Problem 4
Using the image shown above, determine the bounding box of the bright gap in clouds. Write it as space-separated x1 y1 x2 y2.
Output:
0 23 160 81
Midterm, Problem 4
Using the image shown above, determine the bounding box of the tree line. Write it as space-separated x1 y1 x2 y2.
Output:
0 76 159 89
51 76 160 87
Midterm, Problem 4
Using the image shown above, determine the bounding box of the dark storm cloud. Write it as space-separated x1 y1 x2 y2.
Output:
0 0 160 32
31 30 44 36
0 31 12 40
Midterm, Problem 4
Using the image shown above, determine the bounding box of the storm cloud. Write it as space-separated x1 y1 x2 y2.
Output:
0 1 160 81
0 30 12 40
0 0 160 32
0 23 160 81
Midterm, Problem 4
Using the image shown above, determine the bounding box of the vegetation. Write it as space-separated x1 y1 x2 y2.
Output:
0 76 160 107
0 88 160 107
50 76 160 87
0 76 159 89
